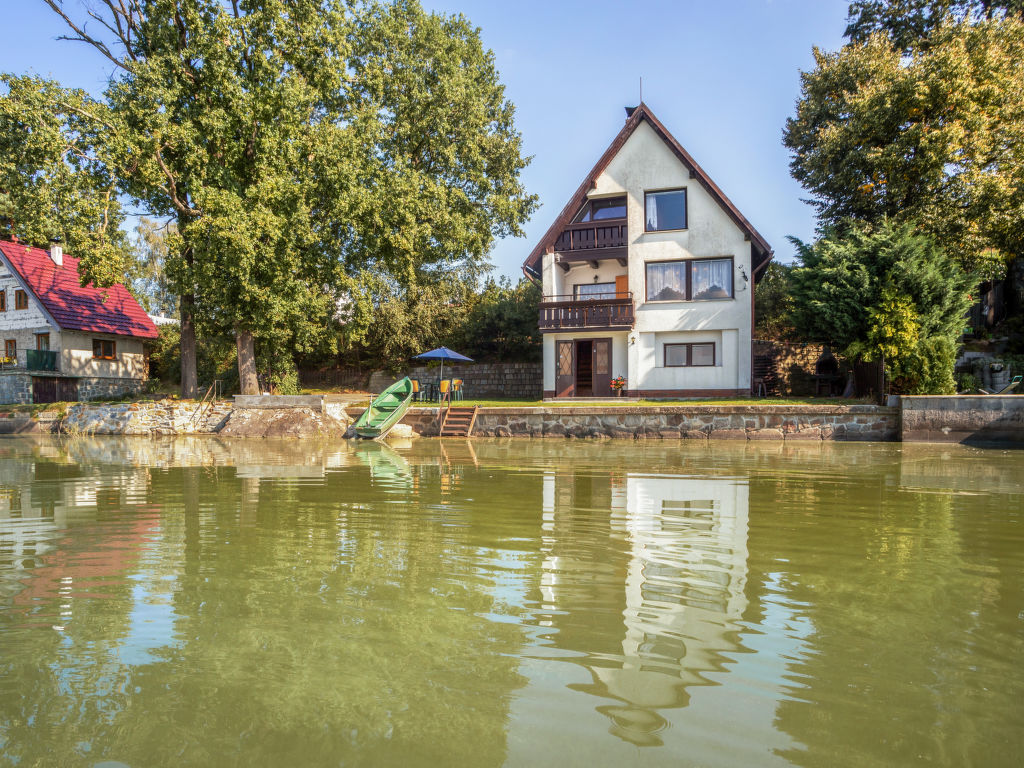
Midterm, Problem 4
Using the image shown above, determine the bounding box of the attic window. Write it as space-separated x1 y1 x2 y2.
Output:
645 188 687 232
14 290 28 310
572 196 626 223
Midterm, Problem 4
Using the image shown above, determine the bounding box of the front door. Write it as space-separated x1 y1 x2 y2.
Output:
575 340 593 396
592 338 612 396
556 340 574 397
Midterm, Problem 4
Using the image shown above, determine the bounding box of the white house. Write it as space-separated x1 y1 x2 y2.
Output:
523 103 773 398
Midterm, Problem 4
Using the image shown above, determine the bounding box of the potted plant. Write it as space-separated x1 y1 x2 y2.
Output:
610 375 627 396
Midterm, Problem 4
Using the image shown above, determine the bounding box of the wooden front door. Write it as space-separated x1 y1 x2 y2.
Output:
556 340 574 397
32 377 77 404
592 338 612 396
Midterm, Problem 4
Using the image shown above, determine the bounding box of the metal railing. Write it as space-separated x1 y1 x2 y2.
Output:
26 349 59 372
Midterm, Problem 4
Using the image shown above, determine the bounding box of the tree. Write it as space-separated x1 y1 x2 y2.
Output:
458 276 542 361
789 219 973 393
784 13 1024 274
754 262 797 341
131 217 179 317
846 0 1024 51
0 74 132 285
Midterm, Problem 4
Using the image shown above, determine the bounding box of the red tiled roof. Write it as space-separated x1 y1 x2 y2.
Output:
0 240 159 339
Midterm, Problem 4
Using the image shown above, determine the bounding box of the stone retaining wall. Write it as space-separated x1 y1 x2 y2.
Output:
345 404 898 441
0 372 32 405
76 376 146 401
61 400 233 435
368 361 542 400
900 395 1024 444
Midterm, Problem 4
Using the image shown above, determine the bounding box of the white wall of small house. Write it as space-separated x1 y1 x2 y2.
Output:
61 332 146 379
555 119 754 392
0 272 60 365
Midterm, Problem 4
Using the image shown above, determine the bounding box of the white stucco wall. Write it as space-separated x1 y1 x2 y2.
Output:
61 331 146 379
543 331 628 393
541 119 755 394
0 264 59 366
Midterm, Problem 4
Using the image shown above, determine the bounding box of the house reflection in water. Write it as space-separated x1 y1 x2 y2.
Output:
538 469 749 746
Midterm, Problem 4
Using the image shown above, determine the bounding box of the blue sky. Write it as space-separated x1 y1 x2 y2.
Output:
2 0 850 278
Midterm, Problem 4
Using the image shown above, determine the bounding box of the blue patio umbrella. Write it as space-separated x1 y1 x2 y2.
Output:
413 346 474 399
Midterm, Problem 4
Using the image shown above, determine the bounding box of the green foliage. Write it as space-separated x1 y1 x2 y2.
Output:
458 276 542 361
791 219 973 393
147 324 181 383
754 262 797 340
846 0 1024 51
784 13 1024 274
0 74 133 285
131 217 179 316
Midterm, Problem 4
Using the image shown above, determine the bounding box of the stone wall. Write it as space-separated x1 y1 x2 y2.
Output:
61 400 232 435
0 372 32 404
753 341 826 396
77 376 146 401
345 404 898 441
368 361 542 400
900 395 1024 444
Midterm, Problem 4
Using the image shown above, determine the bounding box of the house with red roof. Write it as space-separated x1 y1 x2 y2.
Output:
0 239 158 404
524 103 772 398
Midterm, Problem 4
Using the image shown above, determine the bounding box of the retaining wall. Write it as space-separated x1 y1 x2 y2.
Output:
900 395 1024 444
346 404 899 441
367 362 542 400
61 400 233 435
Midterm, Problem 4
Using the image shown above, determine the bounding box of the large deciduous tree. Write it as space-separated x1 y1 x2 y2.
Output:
0 74 132 285
784 10 1024 275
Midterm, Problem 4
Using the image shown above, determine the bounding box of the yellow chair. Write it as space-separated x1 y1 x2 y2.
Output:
437 379 451 403
410 379 421 402
452 379 464 401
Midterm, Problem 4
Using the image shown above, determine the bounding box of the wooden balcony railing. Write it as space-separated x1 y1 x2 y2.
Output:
554 218 627 252
538 293 635 332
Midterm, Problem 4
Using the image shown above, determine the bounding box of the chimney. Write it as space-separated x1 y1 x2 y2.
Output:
49 238 63 267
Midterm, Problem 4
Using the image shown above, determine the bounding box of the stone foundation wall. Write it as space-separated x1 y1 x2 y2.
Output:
0 372 32 405
345 404 898 441
368 362 542 400
900 395 1024 444
77 376 146 401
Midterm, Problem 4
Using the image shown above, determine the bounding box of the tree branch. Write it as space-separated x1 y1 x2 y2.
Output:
41 0 133 72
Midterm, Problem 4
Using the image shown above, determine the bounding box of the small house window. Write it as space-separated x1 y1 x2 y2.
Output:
645 189 687 232
574 282 616 300
0 291 6 311
4 339 16 360
93 339 116 360
572 196 627 223
664 342 716 367
646 258 733 302
36 333 50 351
14 290 28 310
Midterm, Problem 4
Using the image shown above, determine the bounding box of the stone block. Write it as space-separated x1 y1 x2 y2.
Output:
747 428 784 440
708 428 747 440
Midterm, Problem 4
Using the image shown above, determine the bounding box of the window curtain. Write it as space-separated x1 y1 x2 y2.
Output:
692 259 732 300
647 262 687 301
645 194 658 231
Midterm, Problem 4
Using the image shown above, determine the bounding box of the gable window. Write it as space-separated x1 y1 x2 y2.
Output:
646 258 733 302
645 188 687 232
573 196 626 223
0 291 5 312
665 342 715 367
574 282 616 300
14 290 28 310
93 339 116 360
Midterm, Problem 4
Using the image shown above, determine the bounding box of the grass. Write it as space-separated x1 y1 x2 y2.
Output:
409 397 871 408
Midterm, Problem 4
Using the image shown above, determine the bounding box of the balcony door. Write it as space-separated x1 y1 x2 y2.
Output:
556 340 574 397
556 338 612 398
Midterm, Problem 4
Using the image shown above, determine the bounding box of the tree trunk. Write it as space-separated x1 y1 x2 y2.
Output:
236 328 259 395
180 291 199 399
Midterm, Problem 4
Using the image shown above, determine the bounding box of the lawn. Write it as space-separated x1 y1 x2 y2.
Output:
416 397 871 408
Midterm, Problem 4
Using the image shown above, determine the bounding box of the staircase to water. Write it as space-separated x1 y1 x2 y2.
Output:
439 406 478 437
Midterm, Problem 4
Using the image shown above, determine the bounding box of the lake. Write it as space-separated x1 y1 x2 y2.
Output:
0 436 1021 767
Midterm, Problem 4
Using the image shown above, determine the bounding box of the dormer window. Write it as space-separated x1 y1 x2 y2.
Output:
572 196 626 223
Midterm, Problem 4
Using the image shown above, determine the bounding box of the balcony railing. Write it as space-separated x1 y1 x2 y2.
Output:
538 292 635 332
554 219 627 253
26 349 59 372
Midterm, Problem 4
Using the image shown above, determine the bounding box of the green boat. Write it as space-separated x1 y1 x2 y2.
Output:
352 377 415 439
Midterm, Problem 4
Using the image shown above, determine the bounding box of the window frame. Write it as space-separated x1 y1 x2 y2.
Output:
644 256 735 303
14 289 28 310
0 290 5 312
92 338 116 360
4 339 16 360
572 195 627 224
35 333 50 351
644 187 688 233
664 342 716 368
573 282 617 300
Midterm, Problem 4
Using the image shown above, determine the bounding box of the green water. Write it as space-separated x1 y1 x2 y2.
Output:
0 437 1022 768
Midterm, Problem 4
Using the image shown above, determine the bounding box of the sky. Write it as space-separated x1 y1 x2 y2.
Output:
1 0 851 279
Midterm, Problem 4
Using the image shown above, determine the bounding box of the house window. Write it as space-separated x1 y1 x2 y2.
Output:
14 290 28 310
645 258 733 302
574 282 616 300
36 333 50 351
0 291 5 311
572 196 627 223
4 340 15 361
93 339 116 360
664 342 716 367
645 188 687 232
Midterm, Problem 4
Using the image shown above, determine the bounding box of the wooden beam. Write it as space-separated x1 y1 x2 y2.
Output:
558 262 570 273
616 257 627 267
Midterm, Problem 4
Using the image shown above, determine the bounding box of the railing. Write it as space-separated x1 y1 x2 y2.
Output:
26 349 59 372
554 219 627 252
538 293 635 331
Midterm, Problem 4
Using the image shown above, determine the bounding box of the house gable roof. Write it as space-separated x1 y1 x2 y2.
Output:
523 102 773 278
0 240 159 339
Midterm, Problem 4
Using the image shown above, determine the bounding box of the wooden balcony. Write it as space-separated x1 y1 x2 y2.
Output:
552 219 627 268
538 293 635 332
